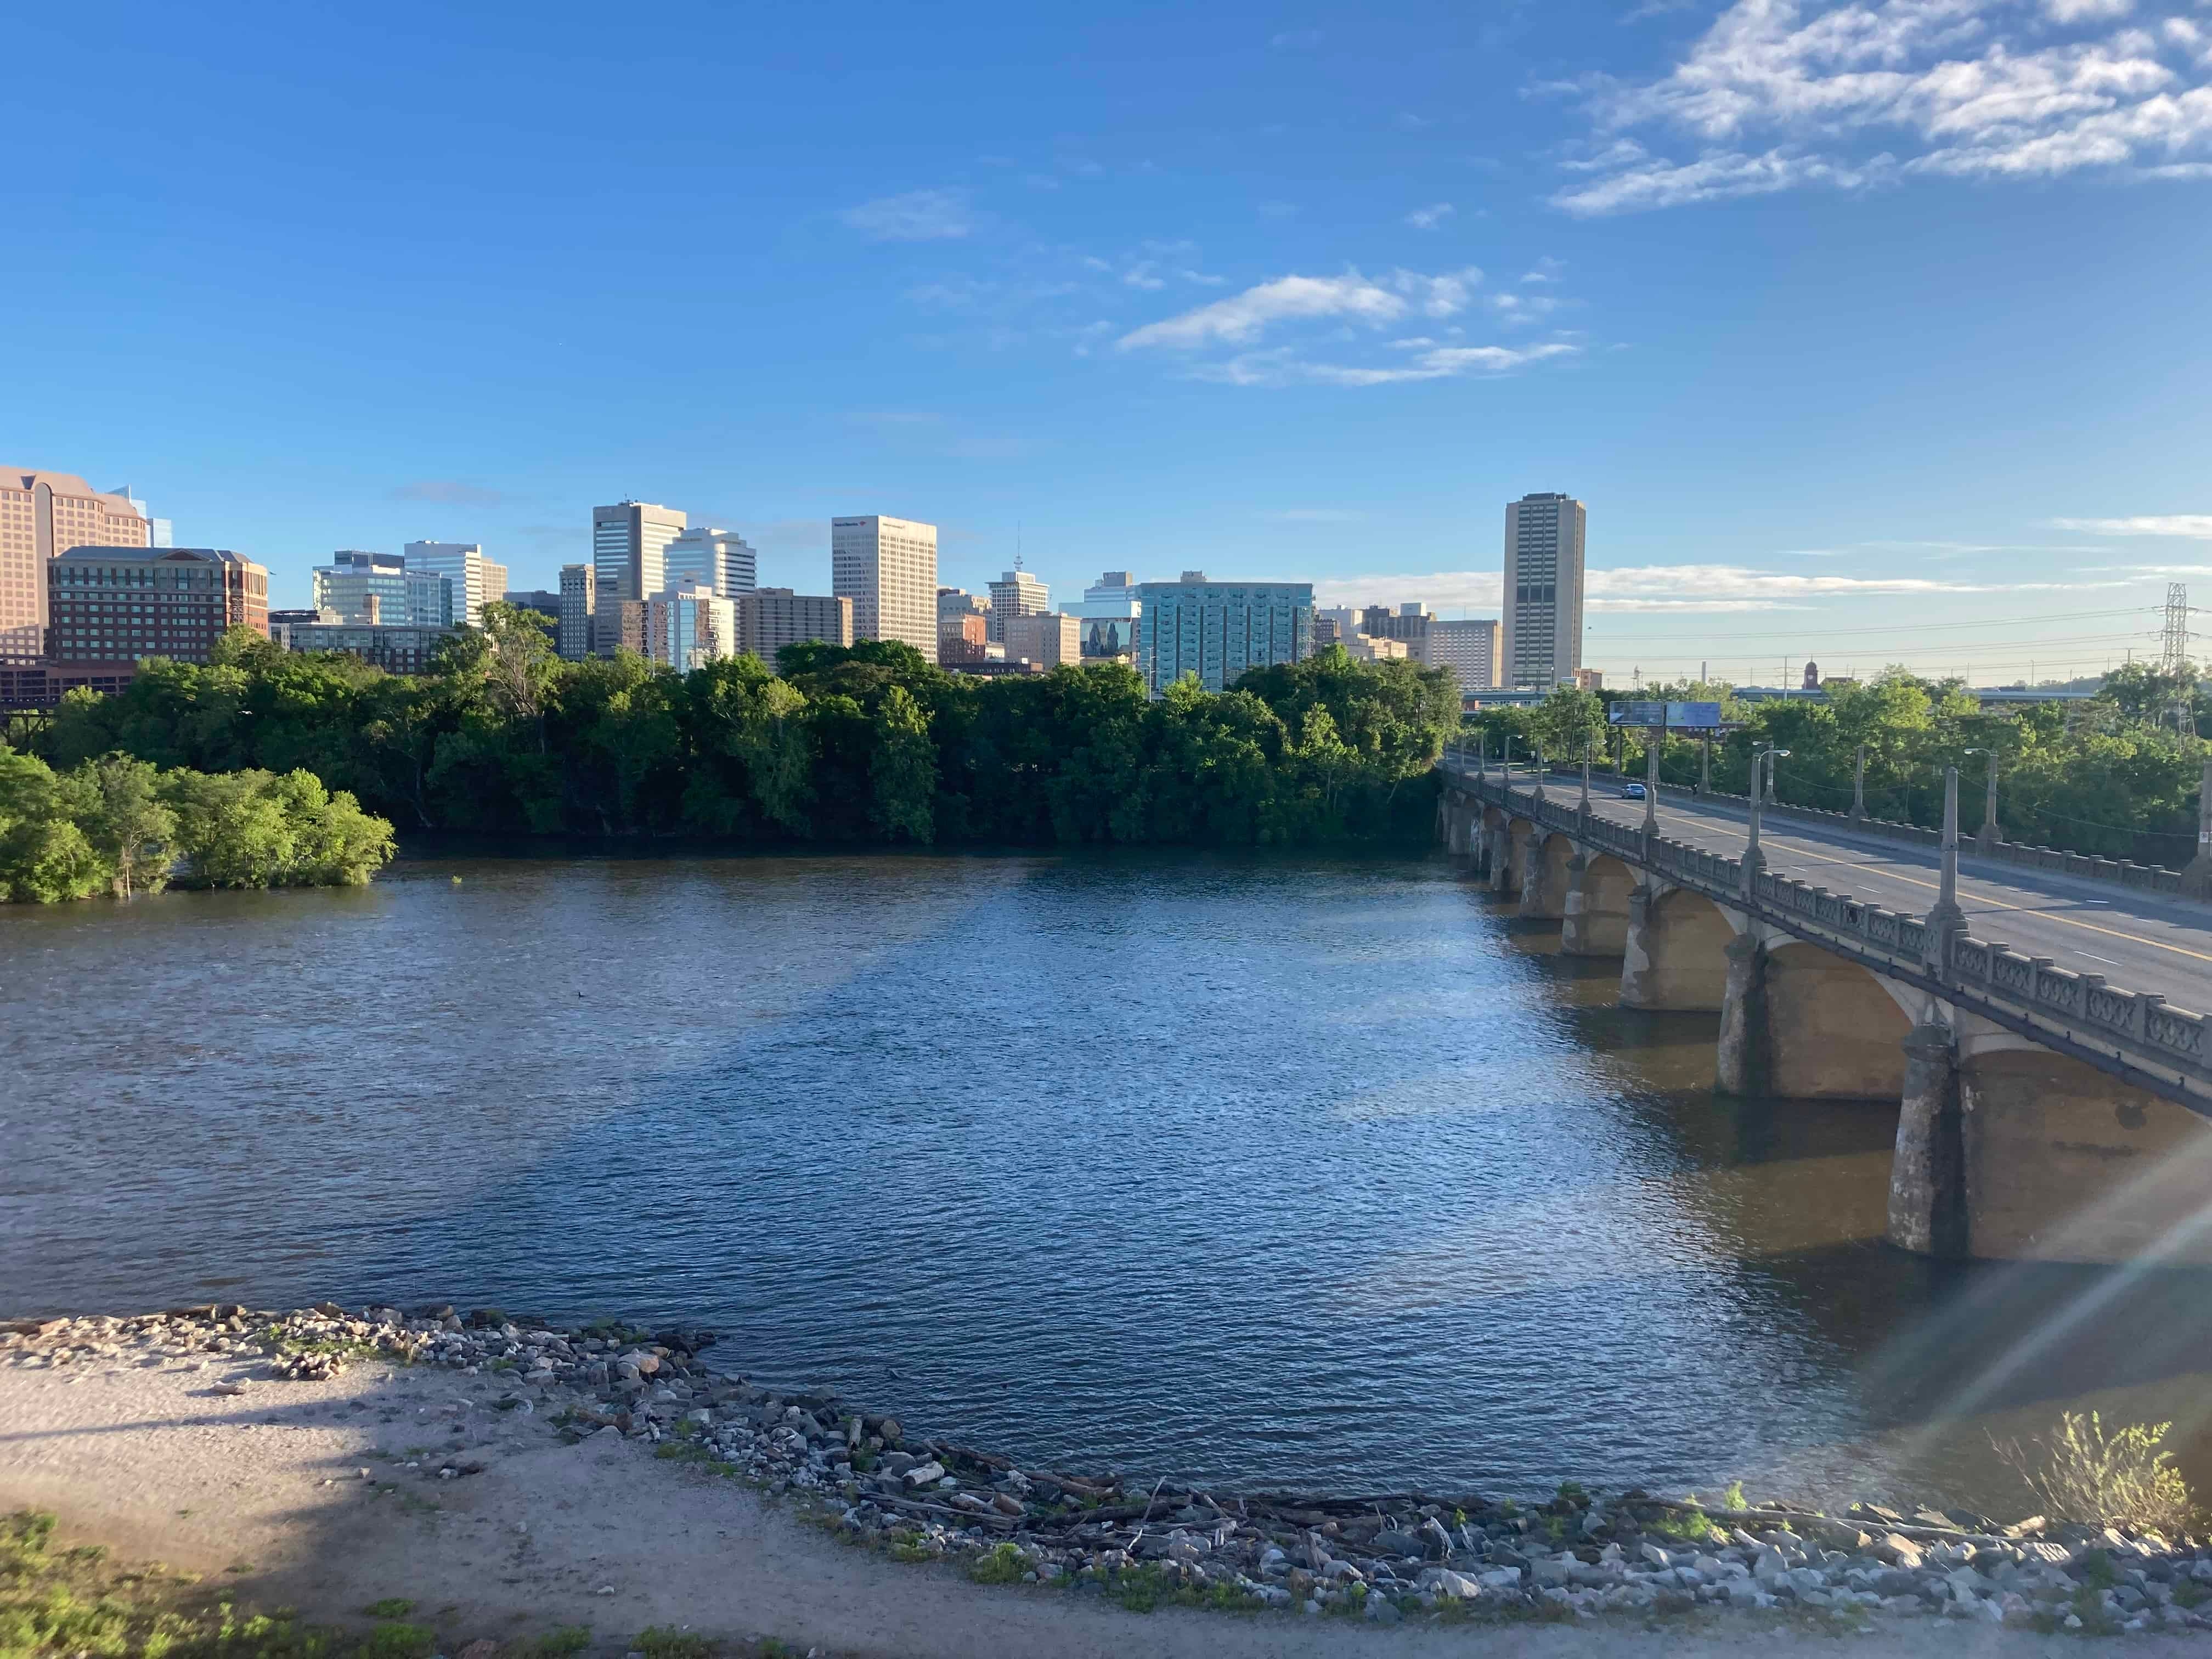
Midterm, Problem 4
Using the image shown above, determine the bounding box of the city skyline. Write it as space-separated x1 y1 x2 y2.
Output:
6 2 2211 686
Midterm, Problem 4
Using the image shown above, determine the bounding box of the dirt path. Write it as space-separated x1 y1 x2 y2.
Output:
0 1356 2175 1656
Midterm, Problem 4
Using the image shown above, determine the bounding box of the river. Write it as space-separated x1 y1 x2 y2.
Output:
7 849 2211 1516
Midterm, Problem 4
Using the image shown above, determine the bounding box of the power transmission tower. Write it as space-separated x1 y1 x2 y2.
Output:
2163 583 2193 736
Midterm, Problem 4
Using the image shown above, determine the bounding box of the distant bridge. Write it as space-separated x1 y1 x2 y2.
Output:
1437 746 2212 1265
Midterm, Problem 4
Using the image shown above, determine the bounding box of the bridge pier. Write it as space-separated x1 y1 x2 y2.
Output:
1889 1021 1967 1257
1716 933 1770 1096
1715 930 1910 1101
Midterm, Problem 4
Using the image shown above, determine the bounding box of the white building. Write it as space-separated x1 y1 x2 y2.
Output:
664 527 758 598
1076 570 1141 659
311 550 448 628
593 501 687 651
647 582 737 672
987 567 1049 643
1504 492 1586 690
403 541 509 627
832 515 938 662
1425 618 1502 693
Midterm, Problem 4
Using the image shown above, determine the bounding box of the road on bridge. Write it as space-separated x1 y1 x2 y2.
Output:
1523 776 2212 1017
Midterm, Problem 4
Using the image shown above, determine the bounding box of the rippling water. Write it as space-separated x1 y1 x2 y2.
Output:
8 849 2212 1514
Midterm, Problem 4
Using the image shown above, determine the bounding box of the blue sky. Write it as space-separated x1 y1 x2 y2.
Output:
8 0 2212 685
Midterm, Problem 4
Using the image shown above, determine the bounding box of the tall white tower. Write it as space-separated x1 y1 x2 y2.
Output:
832 516 938 662
1503 492 1586 690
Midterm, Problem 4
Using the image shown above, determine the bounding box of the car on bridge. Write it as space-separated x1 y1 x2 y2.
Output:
1622 783 1647 799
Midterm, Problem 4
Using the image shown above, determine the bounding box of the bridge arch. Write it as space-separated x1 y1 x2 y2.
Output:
1562 852 1638 955
1622 885 1735 1009
1524 831 1575 918
1764 940 1911 1101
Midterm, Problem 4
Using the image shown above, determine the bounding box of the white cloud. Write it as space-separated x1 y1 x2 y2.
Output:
1118 270 1474 351
1406 202 1457 229
2051 513 2212 535
1554 0 2212 213
1271 27 1324 48
1192 342 1579 387
1309 562 2125 613
840 189 976 240
1114 264 1581 388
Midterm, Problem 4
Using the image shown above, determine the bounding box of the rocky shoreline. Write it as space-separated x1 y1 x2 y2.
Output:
7 1301 2208 1637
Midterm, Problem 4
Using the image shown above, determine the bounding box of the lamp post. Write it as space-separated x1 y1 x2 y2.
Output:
1742 746 1790 894
1851 743 1867 823
1581 736 1592 814
1925 764 1965 974
1962 746 2000 850
1644 715 1662 834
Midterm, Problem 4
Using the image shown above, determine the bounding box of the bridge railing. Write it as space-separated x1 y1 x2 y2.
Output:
1437 753 2211 1103
1436 744 2185 896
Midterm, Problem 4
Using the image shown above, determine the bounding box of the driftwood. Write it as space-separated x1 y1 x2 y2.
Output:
869 1492 1020 1530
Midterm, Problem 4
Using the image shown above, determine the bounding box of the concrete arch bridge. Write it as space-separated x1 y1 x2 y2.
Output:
1437 748 2212 1265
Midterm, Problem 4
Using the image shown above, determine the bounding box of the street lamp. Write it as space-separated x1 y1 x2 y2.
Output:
1581 736 1592 812
1963 746 2000 849
1742 746 1791 893
1926 763 1965 972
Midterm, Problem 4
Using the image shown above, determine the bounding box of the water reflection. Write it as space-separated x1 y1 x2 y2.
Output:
3 849 2211 1515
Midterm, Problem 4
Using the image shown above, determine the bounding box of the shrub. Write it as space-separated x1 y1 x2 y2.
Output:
1994 1412 2198 1534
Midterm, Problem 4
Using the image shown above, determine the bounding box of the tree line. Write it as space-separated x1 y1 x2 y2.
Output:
0 747 396 902
1466 667 2207 865
16 608 1463 851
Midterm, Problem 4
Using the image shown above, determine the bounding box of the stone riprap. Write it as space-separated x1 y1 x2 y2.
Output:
7 1302 2209 1636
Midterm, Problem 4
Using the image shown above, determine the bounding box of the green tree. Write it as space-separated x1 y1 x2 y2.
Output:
68 753 177 897
868 684 936 843
0 747 109 902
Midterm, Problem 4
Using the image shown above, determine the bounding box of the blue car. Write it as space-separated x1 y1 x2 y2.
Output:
1622 783 1647 799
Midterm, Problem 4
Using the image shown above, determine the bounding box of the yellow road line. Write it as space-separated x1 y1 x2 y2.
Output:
1641 806 2212 968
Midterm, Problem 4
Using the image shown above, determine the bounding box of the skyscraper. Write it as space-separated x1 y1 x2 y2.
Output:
592 501 686 652
646 583 737 672
663 527 758 597
987 567 1048 642
0 471 151 663
557 564 596 661
404 541 508 627
1503 492 1587 690
1135 573 1313 695
831 516 937 661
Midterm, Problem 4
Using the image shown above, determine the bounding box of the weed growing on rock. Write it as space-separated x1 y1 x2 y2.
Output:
635 1626 715 1659
1995 1412 2199 1535
360 1600 413 1620
967 1544 1028 1585
524 1627 592 1657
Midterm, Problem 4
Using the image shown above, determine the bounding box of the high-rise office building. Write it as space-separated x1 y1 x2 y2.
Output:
1006 611 1080 669
1504 492 1586 690
737 589 853 663
938 586 989 622
46 546 268 667
121 492 172 548
647 583 737 672
1077 571 1141 659
557 564 596 660
1134 573 1313 695
404 541 507 627
592 501 686 652
1426 618 1503 694
832 516 937 661
503 589 562 625
312 551 449 627
987 567 1048 643
0 471 151 663
663 527 758 598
